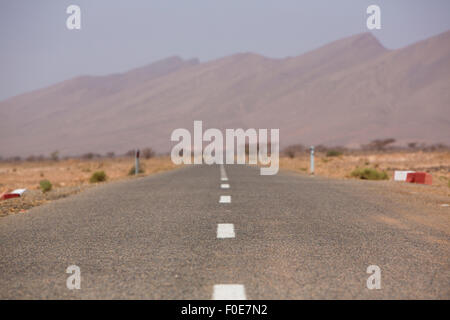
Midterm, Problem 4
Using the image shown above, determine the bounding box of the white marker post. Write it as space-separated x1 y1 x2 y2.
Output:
310 146 315 175
135 149 140 175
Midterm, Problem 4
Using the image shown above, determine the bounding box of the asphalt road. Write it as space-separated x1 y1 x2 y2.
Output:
0 164 449 299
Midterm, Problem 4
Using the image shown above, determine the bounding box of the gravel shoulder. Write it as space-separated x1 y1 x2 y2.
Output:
0 185 91 217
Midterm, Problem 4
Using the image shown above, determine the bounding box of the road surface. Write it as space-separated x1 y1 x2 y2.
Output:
0 165 449 299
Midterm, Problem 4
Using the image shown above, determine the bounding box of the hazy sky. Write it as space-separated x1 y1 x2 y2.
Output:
1 0 449 101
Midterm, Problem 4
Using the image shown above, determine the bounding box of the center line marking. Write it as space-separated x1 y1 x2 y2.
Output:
221 183 230 189
213 284 246 300
219 195 231 203
220 164 228 181
217 223 235 238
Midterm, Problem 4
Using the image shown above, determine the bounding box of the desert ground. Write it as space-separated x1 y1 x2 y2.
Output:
279 150 450 198
0 156 178 216
0 151 449 217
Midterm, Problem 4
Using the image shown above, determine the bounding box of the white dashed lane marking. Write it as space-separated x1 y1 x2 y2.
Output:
213 284 246 300
219 195 231 203
217 223 235 238
220 164 228 181
215 165 243 299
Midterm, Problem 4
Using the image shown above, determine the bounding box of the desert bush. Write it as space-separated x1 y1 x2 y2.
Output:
128 165 145 175
351 168 388 180
39 179 52 193
283 144 305 158
424 143 450 152
89 171 107 183
326 150 343 157
26 155 38 162
32 155 45 161
314 145 329 152
125 150 136 157
81 152 95 160
50 151 59 161
142 148 155 159
362 138 396 151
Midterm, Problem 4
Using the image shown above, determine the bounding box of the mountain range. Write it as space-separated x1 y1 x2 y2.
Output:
1 31 449 157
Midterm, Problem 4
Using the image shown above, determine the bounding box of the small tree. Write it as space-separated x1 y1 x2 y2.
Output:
26 155 37 162
314 145 329 152
81 152 95 160
50 151 59 161
124 150 135 157
142 148 155 159
363 138 396 151
283 144 304 158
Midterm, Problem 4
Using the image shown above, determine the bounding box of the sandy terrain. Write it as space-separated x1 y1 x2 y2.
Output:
1 151 448 217
0 156 178 216
0 156 177 191
279 151 450 198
